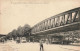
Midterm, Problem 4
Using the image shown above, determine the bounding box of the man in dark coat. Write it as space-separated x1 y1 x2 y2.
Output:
40 40 44 51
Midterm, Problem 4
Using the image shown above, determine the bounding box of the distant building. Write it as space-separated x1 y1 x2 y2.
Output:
0 34 6 37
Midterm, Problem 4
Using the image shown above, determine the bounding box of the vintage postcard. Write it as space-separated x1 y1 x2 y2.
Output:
0 0 80 51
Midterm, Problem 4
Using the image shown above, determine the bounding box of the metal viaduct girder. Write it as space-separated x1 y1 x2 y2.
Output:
31 7 80 35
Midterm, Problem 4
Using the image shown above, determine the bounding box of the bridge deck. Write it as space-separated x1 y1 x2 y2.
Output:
32 22 80 35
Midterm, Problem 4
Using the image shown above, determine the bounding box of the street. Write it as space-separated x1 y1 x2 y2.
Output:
0 41 80 51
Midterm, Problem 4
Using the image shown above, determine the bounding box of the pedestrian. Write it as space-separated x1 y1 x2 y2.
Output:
40 40 44 51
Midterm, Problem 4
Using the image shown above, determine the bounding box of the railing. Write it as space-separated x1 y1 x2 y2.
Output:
31 7 80 34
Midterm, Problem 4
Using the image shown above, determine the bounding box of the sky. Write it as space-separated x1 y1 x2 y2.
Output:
0 0 80 34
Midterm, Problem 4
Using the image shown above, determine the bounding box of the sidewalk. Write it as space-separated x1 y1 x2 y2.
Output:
0 41 80 51
0 43 14 51
59 44 80 51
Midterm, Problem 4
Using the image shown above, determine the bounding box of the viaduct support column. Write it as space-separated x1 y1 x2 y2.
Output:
78 8 80 29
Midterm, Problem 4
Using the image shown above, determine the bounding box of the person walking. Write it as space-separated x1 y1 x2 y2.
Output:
40 40 44 51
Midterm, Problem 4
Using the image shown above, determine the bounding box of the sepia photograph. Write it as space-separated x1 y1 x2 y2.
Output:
0 0 80 51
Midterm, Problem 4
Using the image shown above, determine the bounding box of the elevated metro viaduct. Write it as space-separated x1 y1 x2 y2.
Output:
31 7 80 44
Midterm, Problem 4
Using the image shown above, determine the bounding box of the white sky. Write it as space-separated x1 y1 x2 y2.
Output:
0 0 80 34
